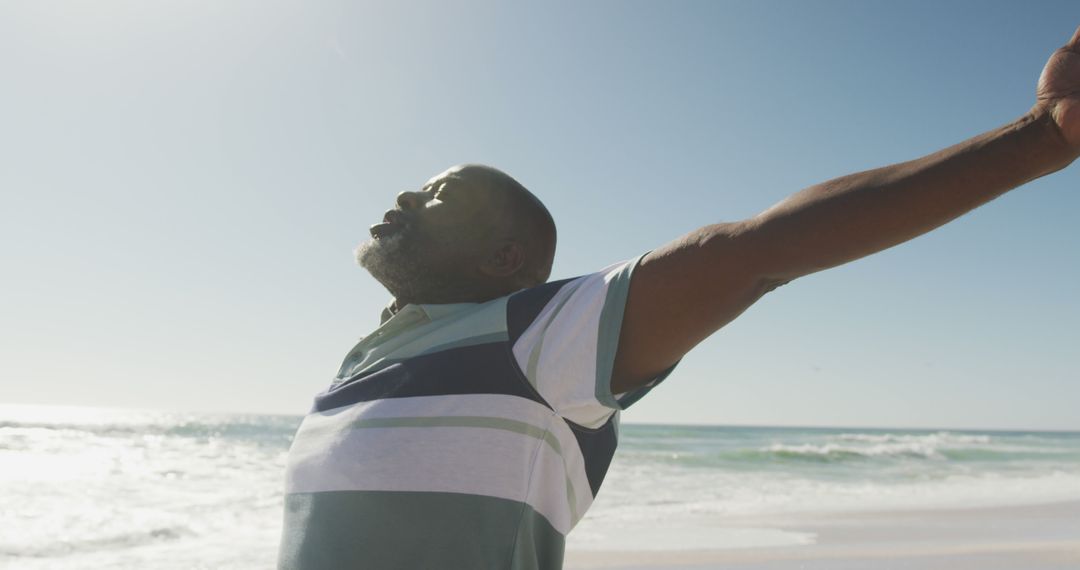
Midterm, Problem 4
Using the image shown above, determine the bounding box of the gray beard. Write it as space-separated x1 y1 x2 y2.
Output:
355 233 454 303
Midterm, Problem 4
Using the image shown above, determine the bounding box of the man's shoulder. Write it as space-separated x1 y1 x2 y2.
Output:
507 255 644 323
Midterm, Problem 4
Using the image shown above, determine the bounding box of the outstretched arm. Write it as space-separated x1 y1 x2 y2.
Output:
612 26 1080 394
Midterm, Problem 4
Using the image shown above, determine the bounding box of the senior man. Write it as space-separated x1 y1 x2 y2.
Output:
279 26 1080 570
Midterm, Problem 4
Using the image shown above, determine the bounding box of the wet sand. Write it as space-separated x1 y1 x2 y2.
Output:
564 500 1080 569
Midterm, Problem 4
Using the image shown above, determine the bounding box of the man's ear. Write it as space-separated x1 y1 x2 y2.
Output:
479 241 526 278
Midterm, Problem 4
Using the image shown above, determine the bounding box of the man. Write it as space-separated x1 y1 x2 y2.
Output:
279 26 1080 570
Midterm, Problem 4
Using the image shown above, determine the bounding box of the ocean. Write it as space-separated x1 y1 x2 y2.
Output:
2 404 1079 569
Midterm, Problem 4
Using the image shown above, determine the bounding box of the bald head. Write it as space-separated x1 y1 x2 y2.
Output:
453 164 557 288
356 164 557 306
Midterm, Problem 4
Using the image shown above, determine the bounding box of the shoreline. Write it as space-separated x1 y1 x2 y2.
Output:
565 500 1080 569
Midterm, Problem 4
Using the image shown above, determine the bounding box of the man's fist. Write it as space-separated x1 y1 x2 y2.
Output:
1036 25 1080 149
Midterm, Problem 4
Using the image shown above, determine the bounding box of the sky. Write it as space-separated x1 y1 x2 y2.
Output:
1 0 1077 430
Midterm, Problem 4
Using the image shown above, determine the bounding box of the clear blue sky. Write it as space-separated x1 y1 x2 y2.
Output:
2 0 1077 430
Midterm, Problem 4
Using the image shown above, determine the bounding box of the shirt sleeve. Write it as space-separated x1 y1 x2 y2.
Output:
506 253 678 429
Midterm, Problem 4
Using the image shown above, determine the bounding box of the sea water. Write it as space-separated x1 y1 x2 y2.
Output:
2 404 1079 568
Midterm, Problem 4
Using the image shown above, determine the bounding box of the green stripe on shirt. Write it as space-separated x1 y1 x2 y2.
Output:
279 490 565 570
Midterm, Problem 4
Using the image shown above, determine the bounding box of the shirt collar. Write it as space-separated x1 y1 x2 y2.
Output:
379 299 479 326
379 301 397 325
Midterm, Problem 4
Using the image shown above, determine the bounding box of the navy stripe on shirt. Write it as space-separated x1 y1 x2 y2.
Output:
314 342 551 412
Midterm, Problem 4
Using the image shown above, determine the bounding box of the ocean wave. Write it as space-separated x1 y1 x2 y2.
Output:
761 441 944 461
0 416 299 444
0 526 193 558
751 431 1006 462
593 466 1080 521
835 431 991 445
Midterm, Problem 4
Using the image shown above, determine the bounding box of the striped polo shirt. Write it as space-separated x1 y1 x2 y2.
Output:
279 254 674 569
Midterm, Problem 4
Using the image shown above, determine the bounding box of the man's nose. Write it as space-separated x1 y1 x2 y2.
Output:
396 190 427 210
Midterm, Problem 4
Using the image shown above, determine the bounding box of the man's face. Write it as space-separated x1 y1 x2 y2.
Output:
356 166 506 302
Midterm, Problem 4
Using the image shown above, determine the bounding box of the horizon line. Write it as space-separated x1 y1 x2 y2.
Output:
2 401 1077 434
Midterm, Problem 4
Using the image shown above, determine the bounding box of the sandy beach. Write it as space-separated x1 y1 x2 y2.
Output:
565 500 1080 570
5 409 1077 569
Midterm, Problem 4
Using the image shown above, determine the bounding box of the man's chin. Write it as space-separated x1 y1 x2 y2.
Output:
354 233 426 295
354 240 373 267
354 234 400 267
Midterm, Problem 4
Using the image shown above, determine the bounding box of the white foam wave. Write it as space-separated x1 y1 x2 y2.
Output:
1 526 193 558
765 441 945 459
835 431 991 445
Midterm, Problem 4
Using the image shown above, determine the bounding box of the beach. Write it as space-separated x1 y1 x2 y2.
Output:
2 405 1078 569
566 501 1080 569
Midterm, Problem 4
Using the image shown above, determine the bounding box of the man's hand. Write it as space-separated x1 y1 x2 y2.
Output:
1037 26 1080 148
610 25 1080 396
